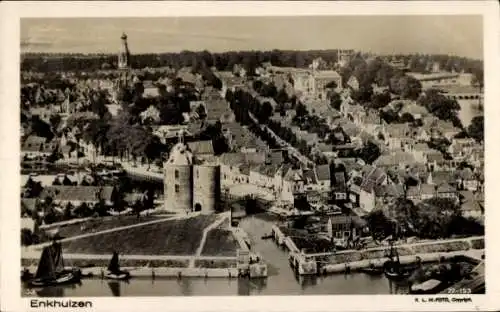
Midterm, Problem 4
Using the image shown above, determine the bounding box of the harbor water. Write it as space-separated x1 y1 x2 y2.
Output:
22 214 411 297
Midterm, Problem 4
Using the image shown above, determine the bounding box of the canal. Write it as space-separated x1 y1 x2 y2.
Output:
23 214 410 297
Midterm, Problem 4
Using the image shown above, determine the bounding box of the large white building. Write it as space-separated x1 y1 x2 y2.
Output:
293 69 342 100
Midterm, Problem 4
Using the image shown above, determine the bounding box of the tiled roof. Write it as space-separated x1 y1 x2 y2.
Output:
430 170 454 185
421 183 436 195
315 70 341 79
41 186 115 202
23 135 47 145
206 99 231 121
266 151 284 166
22 136 58 153
360 166 387 192
329 215 366 227
413 143 432 151
252 164 281 178
385 123 411 138
436 183 456 193
315 164 331 182
400 103 429 116
426 152 445 163
340 122 361 138
406 185 420 197
456 168 475 180
22 198 40 211
187 140 215 156
315 143 334 153
373 152 416 167
303 169 318 184
333 172 346 190
379 184 405 198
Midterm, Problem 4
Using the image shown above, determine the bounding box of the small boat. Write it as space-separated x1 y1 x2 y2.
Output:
383 242 413 281
27 242 81 287
21 269 34 282
384 261 412 280
360 265 384 276
410 279 443 294
104 251 130 280
261 234 273 240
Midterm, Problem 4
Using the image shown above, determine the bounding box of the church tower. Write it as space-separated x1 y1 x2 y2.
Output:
114 33 132 102
118 32 130 70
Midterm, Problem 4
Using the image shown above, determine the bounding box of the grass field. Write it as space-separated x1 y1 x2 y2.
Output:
201 230 239 257
62 215 217 255
411 241 470 254
50 215 168 238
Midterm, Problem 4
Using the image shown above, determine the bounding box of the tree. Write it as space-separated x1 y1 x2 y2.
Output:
295 102 308 118
257 101 274 124
390 74 422 100
357 141 381 164
29 116 54 141
366 210 395 240
74 202 92 218
63 202 73 220
90 90 109 118
467 116 484 142
370 91 391 109
46 150 63 163
24 179 43 198
418 89 461 123
21 229 34 246
49 114 62 131
195 103 207 119
328 91 342 110
275 88 289 105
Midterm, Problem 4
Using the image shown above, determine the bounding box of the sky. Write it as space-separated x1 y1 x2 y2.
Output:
21 16 483 59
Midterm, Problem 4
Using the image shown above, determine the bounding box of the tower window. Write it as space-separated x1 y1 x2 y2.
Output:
175 184 180 193
174 170 179 179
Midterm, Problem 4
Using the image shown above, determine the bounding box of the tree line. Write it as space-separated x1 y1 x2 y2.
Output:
22 50 483 83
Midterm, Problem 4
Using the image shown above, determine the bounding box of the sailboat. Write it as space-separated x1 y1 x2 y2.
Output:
383 242 413 280
27 242 81 287
104 251 130 280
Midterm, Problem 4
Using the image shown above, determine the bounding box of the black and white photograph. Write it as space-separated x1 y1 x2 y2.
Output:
1 1 499 311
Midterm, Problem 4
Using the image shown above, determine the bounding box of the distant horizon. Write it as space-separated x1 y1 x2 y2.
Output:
19 50 483 62
21 16 483 60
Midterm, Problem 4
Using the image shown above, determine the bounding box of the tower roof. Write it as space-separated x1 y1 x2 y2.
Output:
166 130 193 165
167 143 193 166
121 33 127 40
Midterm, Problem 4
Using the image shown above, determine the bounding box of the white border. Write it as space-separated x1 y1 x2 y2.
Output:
1 1 499 312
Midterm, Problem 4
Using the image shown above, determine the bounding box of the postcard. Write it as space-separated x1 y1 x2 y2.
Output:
1 1 499 311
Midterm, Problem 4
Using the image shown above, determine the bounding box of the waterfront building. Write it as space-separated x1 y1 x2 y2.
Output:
406 71 475 90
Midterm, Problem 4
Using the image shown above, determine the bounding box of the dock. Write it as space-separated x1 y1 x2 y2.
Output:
270 226 484 275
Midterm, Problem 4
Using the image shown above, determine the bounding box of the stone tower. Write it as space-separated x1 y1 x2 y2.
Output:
164 131 194 212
